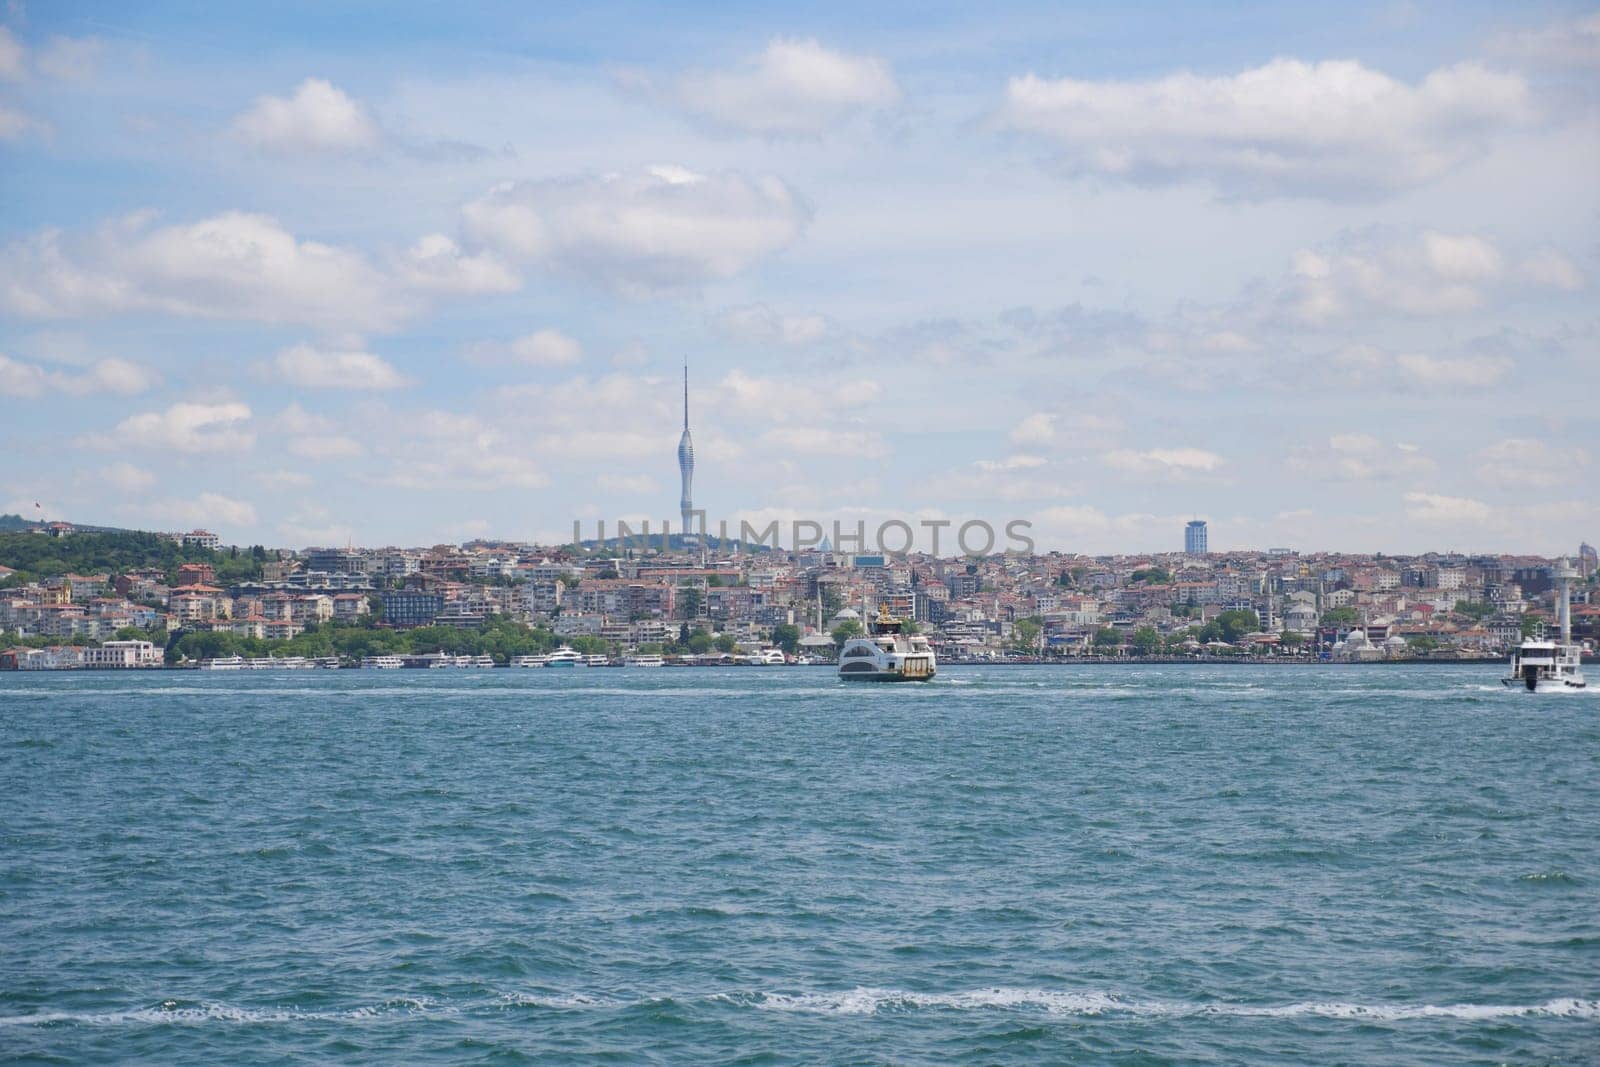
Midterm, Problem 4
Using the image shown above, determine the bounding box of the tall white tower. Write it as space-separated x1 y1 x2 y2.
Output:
677 361 699 563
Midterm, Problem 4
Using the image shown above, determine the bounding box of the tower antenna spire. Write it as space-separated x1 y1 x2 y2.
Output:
683 359 689 430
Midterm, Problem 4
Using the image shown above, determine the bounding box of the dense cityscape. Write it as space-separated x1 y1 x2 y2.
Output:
3 514 1595 670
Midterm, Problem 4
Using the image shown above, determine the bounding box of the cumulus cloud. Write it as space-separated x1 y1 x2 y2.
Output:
719 368 880 423
511 329 582 367
1394 352 1511 388
273 403 367 460
98 401 254 453
264 342 410 389
1008 411 1122 447
1277 229 1574 324
0 211 405 332
1101 447 1224 479
1475 437 1590 488
1491 11 1600 70
148 492 258 530
372 410 550 490
997 58 1532 197
0 101 42 140
0 353 157 396
231 77 381 153
395 234 519 294
460 165 809 294
0 26 23 81
761 426 888 457
35 35 105 81
102 461 156 493
715 303 831 345
1404 491 1491 524
666 38 900 136
1287 434 1436 481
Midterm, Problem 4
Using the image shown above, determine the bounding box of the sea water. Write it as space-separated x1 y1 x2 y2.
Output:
2 665 1596 1064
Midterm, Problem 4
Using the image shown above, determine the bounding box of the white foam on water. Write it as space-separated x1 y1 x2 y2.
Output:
6 990 1595 1028
737 988 1600 1022
0 998 446 1028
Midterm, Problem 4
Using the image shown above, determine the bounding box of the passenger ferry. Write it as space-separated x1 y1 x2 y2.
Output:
199 654 245 671
361 654 405 669
738 649 788 665
1504 559 1587 692
838 606 937 681
584 653 610 667
623 652 666 668
544 646 584 667
509 654 548 668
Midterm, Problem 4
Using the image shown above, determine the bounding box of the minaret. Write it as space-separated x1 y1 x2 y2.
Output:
677 361 699 563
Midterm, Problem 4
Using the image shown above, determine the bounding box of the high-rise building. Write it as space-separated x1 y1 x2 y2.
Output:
677 362 700 563
1581 542 1598 577
1185 519 1208 556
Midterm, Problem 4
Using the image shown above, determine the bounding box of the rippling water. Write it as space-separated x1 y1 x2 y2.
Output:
3 665 1597 1064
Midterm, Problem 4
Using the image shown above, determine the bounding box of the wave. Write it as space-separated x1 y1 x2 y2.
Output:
8 990 1594 1028
730 988 1600 1021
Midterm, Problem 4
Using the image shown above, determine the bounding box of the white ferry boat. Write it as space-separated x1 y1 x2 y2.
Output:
584 653 610 667
361 654 405 669
623 653 666 668
199 654 245 671
738 649 787 665
544 646 584 668
510 654 548 668
465 654 496 668
838 606 937 681
1504 558 1587 692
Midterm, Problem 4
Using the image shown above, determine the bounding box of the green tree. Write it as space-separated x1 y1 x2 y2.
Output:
1131 567 1172 584
1092 627 1123 650
678 585 703 620
686 629 714 654
1320 606 1360 628
1279 630 1306 649
1130 626 1163 655
771 624 801 655
1453 600 1494 621
713 634 737 654
1011 617 1042 652
831 619 864 645
1520 614 1543 638
1406 635 1440 653
1215 609 1261 643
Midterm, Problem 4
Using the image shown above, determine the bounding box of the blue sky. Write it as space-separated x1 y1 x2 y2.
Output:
1 1 1596 553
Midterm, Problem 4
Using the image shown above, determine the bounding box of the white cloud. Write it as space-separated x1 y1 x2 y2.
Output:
460 166 809 294
511 329 582 367
102 461 155 493
101 401 254 453
148 492 258 530
1008 411 1122 447
761 426 888 457
0 27 23 81
257 469 312 489
719 368 879 423
371 409 550 490
0 211 405 332
597 473 660 494
35 35 105 81
667 38 900 136
1276 229 1575 324
287 435 366 460
231 77 381 153
395 234 519 295
0 101 42 140
715 303 831 345
998 58 1532 197
1404 491 1491 524
1394 352 1510 388
80 357 160 394
1288 434 1436 481
265 342 410 389
1102 447 1224 479
1491 11 1600 70
1475 437 1590 488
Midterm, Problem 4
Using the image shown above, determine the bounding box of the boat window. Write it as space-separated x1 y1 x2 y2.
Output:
843 646 877 658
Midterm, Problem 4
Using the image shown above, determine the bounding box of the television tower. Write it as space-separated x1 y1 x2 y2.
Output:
677 360 702 564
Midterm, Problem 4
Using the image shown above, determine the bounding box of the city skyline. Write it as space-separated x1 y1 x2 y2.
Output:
0 2 1596 554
